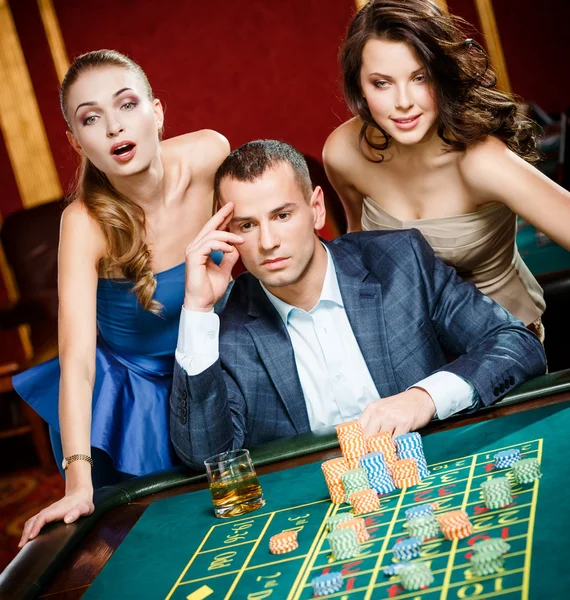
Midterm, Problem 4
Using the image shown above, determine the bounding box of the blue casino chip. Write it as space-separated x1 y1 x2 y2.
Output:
311 572 344 596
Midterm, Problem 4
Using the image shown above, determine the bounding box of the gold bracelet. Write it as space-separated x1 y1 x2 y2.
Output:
62 454 94 471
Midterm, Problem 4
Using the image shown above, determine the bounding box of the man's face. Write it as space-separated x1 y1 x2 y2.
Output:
221 163 326 290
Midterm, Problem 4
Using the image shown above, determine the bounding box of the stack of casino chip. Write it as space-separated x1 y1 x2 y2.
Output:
512 458 542 484
390 458 421 488
269 530 298 554
341 468 370 501
311 572 344 597
394 432 430 479
480 477 513 509
494 448 521 469
405 514 440 541
327 528 360 561
336 421 367 469
473 538 511 555
470 553 504 576
383 562 411 576
360 451 396 495
437 510 473 540
392 537 423 561
470 539 510 576
405 502 438 521
366 432 398 467
337 517 371 543
327 512 354 532
348 488 381 515
399 562 434 591
321 457 350 504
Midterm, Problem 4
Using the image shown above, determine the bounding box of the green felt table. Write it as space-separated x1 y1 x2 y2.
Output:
516 220 570 277
2 371 570 600
83 402 567 600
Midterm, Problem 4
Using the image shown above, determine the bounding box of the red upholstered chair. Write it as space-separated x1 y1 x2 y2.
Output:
0 199 65 470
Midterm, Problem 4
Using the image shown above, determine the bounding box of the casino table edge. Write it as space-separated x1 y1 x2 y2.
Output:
1 368 570 600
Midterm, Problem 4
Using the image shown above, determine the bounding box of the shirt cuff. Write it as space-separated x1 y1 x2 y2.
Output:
175 306 220 376
410 371 477 420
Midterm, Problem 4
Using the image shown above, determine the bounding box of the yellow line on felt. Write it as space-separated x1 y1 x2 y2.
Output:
223 513 275 599
439 452 478 600
416 449 539 488
179 552 314 586
185 585 214 600
522 438 542 600
296 583 523 600
305 556 527 585
363 487 407 600
208 499 328 529
164 522 218 600
390 500 533 526
410 454 539 492
287 502 337 600
196 539 256 554
427 439 541 469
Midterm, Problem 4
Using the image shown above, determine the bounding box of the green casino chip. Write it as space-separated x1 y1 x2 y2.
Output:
327 513 354 531
399 562 434 591
512 458 542 484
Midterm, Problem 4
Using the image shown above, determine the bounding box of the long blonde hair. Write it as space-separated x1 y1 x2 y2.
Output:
61 49 161 313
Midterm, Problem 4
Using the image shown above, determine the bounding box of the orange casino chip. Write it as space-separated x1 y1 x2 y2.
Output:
392 475 421 489
322 457 350 503
366 432 397 465
337 517 371 543
349 488 381 515
390 458 420 488
269 530 299 554
336 421 367 468
437 510 473 540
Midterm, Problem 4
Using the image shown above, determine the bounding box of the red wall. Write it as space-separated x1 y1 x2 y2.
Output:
2 0 569 217
449 0 570 113
4 0 355 205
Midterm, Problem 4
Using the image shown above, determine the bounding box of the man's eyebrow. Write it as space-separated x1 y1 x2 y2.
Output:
230 202 297 224
74 88 135 115
270 202 297 215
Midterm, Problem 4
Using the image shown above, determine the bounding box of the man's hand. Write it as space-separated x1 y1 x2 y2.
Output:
184 202 244 312
359 388 437 438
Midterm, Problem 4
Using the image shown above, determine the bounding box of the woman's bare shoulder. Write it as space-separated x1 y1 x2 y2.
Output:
323 118 366 173
61 200 106 256
458 137 515 194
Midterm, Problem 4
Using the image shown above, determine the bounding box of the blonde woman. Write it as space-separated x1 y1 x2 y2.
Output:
15 50 229 545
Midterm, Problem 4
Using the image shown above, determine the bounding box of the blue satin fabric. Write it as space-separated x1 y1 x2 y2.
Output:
13 263 185 477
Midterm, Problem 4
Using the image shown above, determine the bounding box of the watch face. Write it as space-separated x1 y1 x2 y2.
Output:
62 458 67 470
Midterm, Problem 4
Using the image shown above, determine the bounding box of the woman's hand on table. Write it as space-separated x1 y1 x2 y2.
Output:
18 486 94 547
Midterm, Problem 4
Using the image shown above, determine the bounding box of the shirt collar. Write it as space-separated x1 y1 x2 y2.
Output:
261 244 344 326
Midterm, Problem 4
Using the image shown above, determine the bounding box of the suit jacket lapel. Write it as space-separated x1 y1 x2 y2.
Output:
244 279 310 433
327 241 399 398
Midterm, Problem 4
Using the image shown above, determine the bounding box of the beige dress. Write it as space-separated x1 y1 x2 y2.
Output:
362 197 545 326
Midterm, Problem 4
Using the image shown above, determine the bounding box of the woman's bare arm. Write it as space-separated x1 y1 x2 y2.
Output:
19 201 105 546
323 124 365 233
460 137 570 250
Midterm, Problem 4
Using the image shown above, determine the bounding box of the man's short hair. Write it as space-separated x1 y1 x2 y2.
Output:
213 140 313 203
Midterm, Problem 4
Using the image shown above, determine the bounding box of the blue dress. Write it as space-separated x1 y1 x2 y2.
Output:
13 263 185 477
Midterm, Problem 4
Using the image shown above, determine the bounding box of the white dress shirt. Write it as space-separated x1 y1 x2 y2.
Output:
175 247 476 428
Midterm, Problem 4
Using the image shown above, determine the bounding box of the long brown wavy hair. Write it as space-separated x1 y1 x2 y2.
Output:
60 49 162 313
341 0 538 163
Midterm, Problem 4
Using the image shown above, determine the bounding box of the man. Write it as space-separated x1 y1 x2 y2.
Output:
170 140 546 471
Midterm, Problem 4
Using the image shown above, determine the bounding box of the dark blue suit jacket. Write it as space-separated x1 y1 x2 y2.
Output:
170 230 546 470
